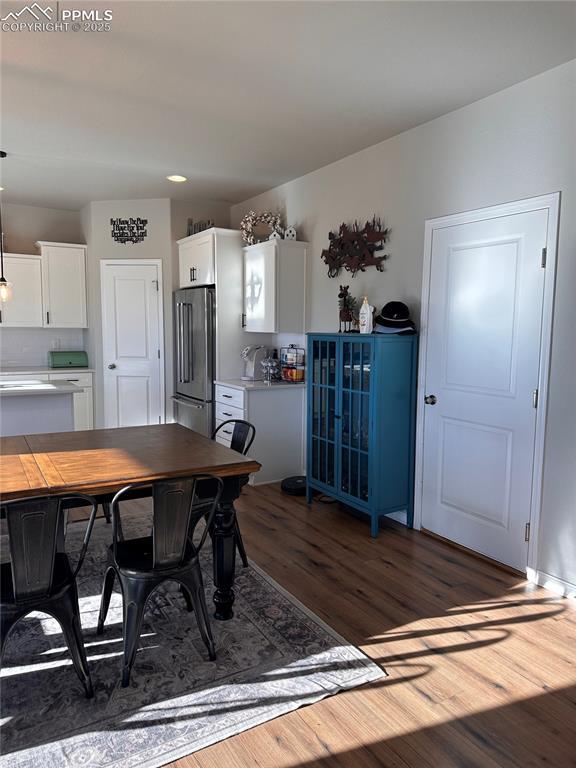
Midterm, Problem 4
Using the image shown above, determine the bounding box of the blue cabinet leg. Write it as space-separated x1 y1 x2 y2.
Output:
406 501 414 529
371 515 379 538
306 485 313 504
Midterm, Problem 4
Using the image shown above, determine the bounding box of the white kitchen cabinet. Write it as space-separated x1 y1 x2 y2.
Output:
177 231 215 287
214 380 305 485
49 371 93 430
37 242 88 327
0 255 44 327
243 240 307 333
0 245 87 328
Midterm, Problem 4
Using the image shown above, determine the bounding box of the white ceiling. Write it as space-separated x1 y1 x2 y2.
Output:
1 1 574 210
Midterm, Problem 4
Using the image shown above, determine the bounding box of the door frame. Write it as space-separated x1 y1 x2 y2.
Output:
413 193 560 574
100 258 166 425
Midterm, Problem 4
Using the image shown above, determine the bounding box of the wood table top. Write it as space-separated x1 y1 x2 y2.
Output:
1 424 261 501
0 435 48 498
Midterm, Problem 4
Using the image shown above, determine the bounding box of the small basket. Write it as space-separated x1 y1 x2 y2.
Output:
280 344 305 383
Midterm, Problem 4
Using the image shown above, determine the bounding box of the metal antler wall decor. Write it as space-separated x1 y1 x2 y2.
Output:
321 215 390 278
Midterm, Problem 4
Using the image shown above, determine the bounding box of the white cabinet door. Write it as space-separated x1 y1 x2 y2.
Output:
72 387 93 430
0 255 44 327
41 245 87 327
244 243 277 332
178 233 215 287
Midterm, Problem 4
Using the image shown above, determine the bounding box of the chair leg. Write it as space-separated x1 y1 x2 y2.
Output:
180 566 216 661
179 584 194 612
97 567 116 635
119 576 152 687
101 502 111 524
234 517 249 568
51 585 94 699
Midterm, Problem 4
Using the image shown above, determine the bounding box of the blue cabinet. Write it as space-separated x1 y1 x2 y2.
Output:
306 333 418 537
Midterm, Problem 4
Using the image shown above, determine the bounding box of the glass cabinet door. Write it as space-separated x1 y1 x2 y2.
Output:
310 339 337 489
340 339 372 503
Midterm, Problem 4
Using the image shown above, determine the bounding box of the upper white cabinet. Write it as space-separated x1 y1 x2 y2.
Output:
37 242 88 327
0 243 88 328
0 255 44 327
243 240 307 333
178 231 215 287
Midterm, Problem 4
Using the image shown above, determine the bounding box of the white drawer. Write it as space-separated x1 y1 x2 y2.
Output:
49 371 93 387
215 384 245 410
214 419 234 446
0 373 49 383
215 401 244 423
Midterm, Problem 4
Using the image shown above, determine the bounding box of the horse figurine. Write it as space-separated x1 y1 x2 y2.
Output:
338 285 357 333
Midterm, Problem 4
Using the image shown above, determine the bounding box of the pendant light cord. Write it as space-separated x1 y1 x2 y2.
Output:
0 198 4 281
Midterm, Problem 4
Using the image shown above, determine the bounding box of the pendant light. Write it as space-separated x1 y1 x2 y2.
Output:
0 150 12 302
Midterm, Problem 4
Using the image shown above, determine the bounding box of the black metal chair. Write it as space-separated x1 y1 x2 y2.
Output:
212 419 255 568
96 475 223 687
0 493 98 698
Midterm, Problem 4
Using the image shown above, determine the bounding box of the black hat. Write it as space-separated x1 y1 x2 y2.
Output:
375 301 411 328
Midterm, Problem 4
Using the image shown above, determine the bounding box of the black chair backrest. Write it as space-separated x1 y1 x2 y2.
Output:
111 475 223 569
3 494 98 602
212 419 256 455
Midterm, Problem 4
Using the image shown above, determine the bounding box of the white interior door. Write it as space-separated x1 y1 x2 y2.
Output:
421 207 548 570
101 261 164 428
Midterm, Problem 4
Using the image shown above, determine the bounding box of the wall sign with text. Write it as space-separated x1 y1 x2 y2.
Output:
111 217 148 245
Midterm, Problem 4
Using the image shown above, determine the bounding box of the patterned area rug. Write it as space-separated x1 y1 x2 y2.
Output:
0 510 385 768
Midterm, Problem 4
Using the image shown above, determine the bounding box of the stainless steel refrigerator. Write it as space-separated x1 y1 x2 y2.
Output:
172 287 215 436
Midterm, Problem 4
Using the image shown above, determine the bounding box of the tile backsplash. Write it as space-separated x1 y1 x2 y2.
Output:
0 328 86 368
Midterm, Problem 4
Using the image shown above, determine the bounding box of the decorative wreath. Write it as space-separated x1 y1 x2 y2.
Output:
240 210 283 245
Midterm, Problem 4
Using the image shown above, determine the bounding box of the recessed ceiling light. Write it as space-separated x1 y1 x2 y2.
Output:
0 187 3 191
166 175 187 183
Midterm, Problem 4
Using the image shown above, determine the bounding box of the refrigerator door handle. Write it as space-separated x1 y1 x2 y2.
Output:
176 302 185 383
186 302 194 382
172 396 204 409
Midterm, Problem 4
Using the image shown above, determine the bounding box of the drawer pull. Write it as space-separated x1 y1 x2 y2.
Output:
223 430 232 435
222 394 233 399
222 411 233 417
67 379 79 382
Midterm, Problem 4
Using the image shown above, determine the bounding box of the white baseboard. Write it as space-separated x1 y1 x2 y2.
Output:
527 568 576 599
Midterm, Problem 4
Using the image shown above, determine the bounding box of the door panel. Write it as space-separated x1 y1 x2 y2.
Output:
174 288 213 402
116 376 150 427
309 338 337 490
244 244 276 332
422 209 548 569
101 263 163 428
340 339 372 504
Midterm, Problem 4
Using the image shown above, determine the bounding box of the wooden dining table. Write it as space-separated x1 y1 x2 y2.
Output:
0 424 261 620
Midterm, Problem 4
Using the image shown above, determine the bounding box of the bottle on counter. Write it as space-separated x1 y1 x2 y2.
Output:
359 297 374 334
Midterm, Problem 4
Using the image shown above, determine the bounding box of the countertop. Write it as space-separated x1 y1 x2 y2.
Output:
0 366 94 375
215 378 306 391
0 381 85 397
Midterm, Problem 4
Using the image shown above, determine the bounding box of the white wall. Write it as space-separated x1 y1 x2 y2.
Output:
2 203 83 253
231 61 576 590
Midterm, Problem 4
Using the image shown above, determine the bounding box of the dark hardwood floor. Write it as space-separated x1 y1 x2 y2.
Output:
165 483 576 768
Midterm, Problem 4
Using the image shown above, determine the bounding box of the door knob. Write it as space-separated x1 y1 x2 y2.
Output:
424 394 437 405
108 363 117 369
